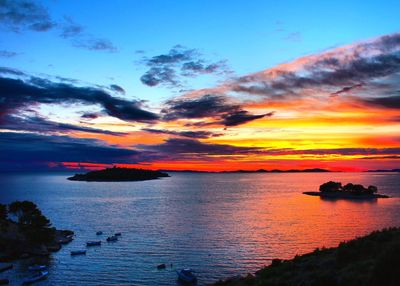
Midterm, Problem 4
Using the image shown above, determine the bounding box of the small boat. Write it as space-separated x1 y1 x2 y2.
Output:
28 265 47 271
114 232 122 236
157 263 166 270
106 235 118 242
70 250 86 256
22 271 49 284
96 231 103 235
176 268 197 283
86 241 101 246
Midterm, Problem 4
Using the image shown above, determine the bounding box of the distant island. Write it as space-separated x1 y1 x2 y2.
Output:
0 201 73 261
367 169 400 172
164 168 331 173
68 167 170 182
303 181 389 199
213 227 400 286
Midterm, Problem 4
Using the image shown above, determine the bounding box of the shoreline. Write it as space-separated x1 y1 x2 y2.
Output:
212 227 400 286
303 191 390 199
0 220 73 262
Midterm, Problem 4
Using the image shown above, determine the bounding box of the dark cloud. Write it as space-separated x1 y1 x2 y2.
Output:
0 72 159 122
0 0 55 32
162 94 271 126
233 33 400 101
81 112 100 120
330 83 363 96
138 138 259 157
221 111 274 126
361 95 400 109
139 45 231 87
140 66 178 87
0 50 18 57
0 67 25 76
110 84 125 94
142 128 223 139
2 114 126 136
0 132 138 171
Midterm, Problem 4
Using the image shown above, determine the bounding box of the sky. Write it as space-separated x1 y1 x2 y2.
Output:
0 0 400 172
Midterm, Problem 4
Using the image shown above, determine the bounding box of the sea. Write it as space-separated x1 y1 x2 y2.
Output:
0 172 399 285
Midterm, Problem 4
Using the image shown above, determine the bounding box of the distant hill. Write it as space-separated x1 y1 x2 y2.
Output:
67 167 170 182
163 168 331 173
367 169 400 172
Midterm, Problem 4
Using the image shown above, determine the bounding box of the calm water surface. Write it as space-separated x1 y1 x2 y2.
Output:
0 172 399 285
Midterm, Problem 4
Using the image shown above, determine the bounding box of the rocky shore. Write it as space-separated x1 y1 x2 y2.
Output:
0 220 73 262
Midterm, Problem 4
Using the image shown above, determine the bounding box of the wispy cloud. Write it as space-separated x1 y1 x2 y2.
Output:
0 0 116 52
0 50 19 57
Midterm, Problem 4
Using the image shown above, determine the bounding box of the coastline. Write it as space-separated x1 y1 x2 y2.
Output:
212 227 400 286
303 191 390 199
0 220 73 262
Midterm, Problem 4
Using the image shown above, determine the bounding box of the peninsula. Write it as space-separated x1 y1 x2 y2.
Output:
303 181 389 199
213 227 400 286
0 201 73 262
67 167 170 182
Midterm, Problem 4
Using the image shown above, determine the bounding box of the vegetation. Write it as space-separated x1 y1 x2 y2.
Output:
213 227 400 286
0 204 7 221
68 166 170 182
0 201 72 261
319 181 378 195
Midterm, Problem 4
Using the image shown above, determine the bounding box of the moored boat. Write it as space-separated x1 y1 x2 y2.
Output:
114 232 122 236
176 268 197 283
106 235 118 242
86 241 102 246
96 231 103 235
70 250 86 256
22 271 49 284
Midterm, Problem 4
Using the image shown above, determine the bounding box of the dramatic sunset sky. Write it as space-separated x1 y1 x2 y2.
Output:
0 0 399 171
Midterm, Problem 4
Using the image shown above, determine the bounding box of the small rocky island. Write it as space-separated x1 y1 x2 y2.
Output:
67 167 170 182
0 201 73 262
303 181 389 199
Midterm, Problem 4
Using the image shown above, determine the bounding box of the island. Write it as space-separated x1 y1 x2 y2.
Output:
303 181 389 199
67 167 170 182
0 201 73 262
213 227 400 286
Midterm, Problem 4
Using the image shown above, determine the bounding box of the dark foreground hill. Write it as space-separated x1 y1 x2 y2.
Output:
213 227 400 286
68 167 170 182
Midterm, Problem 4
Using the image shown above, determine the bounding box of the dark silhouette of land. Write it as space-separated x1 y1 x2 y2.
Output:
67 167 170 182
164 168 331 173
0 201 73 261
214 227 400 286
303 181 389 199
367 169 400 172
